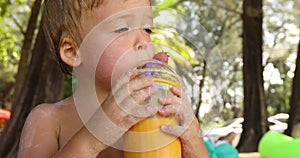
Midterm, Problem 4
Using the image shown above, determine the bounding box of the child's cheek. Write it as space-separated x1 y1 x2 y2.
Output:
94 41 130 84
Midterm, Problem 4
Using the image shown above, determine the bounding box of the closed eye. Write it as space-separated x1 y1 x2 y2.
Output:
114 27 129 33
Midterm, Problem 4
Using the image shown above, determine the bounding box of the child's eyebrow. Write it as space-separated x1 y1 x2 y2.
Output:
106 14 134 25
102 7 153 27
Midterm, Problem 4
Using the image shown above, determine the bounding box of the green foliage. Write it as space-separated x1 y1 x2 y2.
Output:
0 1 31 77
0 0 32 108
152 0 299 124
0 27 20 67
263 0 300 115
0 64 17 93
151 29 197 65
156 0 176 8
63 75 73 98
264 0 299 48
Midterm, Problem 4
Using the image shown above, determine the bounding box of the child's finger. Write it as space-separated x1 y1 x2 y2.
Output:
158 96 182 106
158 105 178 117
131 105 159 118
129 68 138 80
129 79 154 92
170 87 181 97
113 68 134 89
130 86 158 104
161 124 185 137
113 79 154 103
119 86 157 118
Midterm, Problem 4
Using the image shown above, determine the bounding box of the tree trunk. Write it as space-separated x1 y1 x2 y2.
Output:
237 0 268 152
13 0 42 102
285 37 300 136
0 20 65 158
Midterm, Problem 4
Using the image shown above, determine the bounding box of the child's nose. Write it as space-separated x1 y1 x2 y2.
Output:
132 29 151 51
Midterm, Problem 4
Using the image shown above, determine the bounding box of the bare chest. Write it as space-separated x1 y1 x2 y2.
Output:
57 108 123 157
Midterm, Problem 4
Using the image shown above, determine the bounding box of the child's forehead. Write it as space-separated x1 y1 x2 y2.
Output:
79 0 151 37
103 9 153 27
87 0 151 22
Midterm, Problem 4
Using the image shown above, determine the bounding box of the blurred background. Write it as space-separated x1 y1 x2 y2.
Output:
0 0 299 157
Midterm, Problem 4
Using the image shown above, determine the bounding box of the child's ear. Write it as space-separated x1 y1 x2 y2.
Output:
60 38 81 67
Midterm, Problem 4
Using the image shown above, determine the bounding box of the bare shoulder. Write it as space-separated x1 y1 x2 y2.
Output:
18 103 62 157
30 103 58 118
28 97 77 123
22 96 78 136
21 102 63 139
18 98 78 157
25 102 64 128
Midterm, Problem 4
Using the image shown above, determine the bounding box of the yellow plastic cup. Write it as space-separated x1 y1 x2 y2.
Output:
124 61 183 158
124 116 181 158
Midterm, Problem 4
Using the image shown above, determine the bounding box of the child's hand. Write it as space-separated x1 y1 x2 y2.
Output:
87 68 159 146
158 87 209 158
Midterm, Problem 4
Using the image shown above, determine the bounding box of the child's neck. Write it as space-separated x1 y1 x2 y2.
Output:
72 83 110 123
96 86 110 105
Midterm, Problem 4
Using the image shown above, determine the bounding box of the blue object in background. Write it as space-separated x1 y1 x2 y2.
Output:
204 139 239 158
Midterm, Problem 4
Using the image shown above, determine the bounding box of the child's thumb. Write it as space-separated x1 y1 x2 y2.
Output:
161 124 185 137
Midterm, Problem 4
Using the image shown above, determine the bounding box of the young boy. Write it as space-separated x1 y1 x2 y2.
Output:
18 0 209 157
